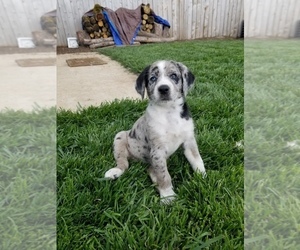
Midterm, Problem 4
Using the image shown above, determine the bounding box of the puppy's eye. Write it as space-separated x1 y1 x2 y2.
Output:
150 76 157 82
170 73 179 82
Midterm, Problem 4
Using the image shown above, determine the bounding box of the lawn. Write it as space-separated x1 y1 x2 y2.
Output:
0 108 56 249
244 40 300 249
57 39 244 249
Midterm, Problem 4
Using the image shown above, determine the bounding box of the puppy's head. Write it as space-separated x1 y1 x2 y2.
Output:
135 60 195 102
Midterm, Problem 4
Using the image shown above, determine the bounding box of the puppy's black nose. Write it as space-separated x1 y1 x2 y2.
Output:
158 85 170 94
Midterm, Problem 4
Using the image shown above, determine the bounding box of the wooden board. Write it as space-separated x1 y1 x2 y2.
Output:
15 58 56 67
66 57 107 67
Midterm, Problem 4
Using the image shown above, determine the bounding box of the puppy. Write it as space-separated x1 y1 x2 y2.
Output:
105 60 206 203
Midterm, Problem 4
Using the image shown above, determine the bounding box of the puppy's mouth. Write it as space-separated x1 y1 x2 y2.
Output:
159 94 171 101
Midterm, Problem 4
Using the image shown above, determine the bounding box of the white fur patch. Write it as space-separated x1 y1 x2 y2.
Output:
159 187 176 204
104 168 124 179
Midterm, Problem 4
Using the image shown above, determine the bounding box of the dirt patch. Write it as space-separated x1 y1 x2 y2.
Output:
0 46 55 55
0 45 95 55
57 46 96 54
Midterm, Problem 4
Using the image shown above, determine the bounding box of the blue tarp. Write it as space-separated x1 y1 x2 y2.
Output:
103 11 123 45
153 14 171 29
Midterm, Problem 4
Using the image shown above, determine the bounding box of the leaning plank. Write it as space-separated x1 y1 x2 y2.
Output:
89 41 115 49
83 37 114 45
135 36 176 43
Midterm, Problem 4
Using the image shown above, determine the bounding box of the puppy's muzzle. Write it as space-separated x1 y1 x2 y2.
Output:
158 85 170 100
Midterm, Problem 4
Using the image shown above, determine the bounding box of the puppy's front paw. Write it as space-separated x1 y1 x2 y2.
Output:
195 168 207 178
160 187 176 205
201 171 207 178
160 195 176 205
104 167 124 179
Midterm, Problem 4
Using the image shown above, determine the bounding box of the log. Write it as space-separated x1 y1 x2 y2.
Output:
142 20 146 25
99 42 141 49
142 14 148 20
147 16 154 24
32 30 55 46
85 27 93 33
89 41 115 49
142 4 151 14
95 13 103 21
83 37 114 45
92 24 100 32
138 30 159 38
94 31 101 38
83 20 92 27
76 30 90 45
98 20 104 27
90 16 96 24
82 16 89 22
135 36 176 43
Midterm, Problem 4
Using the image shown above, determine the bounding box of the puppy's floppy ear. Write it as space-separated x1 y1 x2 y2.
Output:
135 65 150 99
176 62 195 97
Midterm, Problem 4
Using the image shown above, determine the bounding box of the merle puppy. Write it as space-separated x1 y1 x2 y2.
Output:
105 60 206 203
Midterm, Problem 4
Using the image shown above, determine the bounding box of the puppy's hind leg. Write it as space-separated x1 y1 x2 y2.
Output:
105 131 129 179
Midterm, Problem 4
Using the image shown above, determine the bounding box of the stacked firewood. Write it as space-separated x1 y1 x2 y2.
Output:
40 15 57 36
141 4 155 33
82 4 111 39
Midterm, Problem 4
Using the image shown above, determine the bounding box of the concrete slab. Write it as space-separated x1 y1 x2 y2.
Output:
0 53 56 112
0 51 140 112
57 52 140 111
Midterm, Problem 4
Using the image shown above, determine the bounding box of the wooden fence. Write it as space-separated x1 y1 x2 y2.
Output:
57 0 244 46
0 0 56 46
2 1 299 47
245 0 300 38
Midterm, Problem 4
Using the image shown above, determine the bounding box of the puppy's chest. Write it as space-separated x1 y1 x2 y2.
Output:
147 108 193 142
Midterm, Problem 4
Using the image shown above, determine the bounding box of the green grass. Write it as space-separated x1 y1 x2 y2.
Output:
0 108 56 249
57 40 244 249
244 40 300 249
